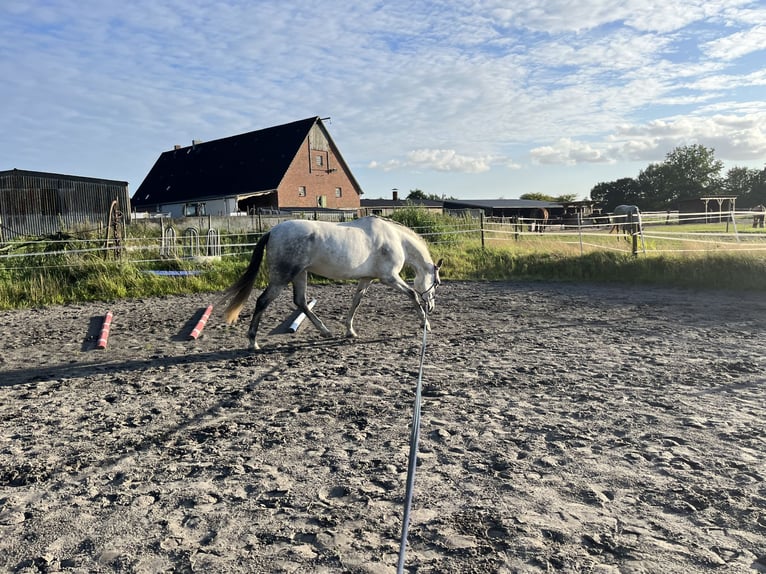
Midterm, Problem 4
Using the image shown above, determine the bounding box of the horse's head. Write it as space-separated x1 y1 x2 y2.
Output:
415 258 443 313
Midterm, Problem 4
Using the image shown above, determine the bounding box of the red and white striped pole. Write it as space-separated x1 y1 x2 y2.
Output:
189 305 213 340
96 311 113 349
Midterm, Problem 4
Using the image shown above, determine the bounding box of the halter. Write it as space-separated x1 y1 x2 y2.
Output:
416 262 441 306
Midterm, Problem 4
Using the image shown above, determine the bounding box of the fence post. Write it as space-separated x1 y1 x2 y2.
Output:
730 210 739 242
480 211 485 250
577 214 583 256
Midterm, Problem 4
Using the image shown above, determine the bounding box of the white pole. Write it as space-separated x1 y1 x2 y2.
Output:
289 299 317 332
730 210 740 242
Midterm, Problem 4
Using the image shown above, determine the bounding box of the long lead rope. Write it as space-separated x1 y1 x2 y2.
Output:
396 304 431 573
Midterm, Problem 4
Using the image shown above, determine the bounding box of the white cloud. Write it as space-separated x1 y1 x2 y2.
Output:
0 0 764 197
530 139 613 165
488 0 747 34
703 24 766 60
369 149 513 173
609 113 766 160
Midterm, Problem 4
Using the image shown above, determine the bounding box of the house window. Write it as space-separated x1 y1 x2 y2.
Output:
184 202 206 216
335 187 342 198
298 186 306 197
316 155 323 167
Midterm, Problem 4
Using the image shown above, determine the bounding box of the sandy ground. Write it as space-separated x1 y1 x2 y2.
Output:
0 280 765 573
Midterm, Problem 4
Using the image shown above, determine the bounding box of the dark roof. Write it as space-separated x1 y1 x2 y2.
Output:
360 198 443 208
1 168 127 186
132 117 354 207
443 199 561 209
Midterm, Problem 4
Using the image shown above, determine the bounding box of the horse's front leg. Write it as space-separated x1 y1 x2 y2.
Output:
345 278 372 338
382 276 430 331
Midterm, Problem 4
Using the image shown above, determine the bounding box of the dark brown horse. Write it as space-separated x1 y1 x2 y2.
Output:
529 208 549 233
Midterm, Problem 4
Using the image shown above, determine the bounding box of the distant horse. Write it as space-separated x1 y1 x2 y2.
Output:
529 208 549 233
752 205 765 229
221 216 443 350
609 205 640 238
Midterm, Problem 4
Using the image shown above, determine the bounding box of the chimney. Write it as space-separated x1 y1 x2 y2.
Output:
174 145 181 150
392 188 399 201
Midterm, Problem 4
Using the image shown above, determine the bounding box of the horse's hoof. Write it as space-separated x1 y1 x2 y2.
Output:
248 340 260 351
320 330 334 339
345 329 358 339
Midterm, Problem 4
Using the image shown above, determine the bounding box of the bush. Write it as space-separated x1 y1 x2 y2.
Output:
388 206 462 244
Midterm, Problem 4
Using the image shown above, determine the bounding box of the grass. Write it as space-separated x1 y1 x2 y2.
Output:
0 219 764 310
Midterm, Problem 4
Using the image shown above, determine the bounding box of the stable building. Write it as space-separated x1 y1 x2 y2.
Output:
0 169 130 240
132 117 363 217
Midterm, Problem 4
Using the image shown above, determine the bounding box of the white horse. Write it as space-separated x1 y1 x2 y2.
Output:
221 216 443 350
609 204 640 238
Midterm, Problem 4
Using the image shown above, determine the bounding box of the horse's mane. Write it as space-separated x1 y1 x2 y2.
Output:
373 215 428 244
371 215 432 263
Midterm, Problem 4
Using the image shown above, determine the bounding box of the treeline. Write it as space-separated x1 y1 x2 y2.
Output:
590 144 766 212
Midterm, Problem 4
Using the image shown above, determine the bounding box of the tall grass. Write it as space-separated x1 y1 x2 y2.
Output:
0 214 763 310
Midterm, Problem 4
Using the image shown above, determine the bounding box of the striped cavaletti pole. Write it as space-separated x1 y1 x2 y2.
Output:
96 311 113 349
189 305 213 340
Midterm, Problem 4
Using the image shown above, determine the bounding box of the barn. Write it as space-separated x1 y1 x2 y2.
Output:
360 189 443 216
0 169 130 240
442 198 563 219
131 117 363 218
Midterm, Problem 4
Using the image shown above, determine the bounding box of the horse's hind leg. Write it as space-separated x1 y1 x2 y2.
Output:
247 283 284 350
345 278 372 338
292 271 333 338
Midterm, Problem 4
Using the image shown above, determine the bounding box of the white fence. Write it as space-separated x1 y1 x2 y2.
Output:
0 210 764 270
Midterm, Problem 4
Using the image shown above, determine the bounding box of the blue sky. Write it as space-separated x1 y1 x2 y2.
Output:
2 0 765 201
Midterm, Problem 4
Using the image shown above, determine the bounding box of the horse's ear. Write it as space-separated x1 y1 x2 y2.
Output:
435 258 443 270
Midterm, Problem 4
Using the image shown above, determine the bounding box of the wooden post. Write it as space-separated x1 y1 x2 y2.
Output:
480 211 485 249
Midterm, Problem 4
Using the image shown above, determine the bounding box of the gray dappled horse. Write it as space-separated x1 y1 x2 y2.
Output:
609 204 640 238
221 216 443 350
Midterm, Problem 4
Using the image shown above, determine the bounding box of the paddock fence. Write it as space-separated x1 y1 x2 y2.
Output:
0 210 764 271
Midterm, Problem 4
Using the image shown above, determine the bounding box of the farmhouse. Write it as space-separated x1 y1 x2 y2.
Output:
0 169 130 240
132 117 363 218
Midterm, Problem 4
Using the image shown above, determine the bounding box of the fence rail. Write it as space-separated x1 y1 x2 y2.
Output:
0 210 764 269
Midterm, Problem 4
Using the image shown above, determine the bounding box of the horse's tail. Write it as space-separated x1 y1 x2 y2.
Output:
221 232 270 324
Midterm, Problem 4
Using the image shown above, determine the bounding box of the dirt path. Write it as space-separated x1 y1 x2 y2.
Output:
1 281 765 573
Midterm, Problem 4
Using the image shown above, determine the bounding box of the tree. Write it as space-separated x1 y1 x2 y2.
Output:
631 145 724 210
519 192 579 203
724 166 766 207
406 189 449 201
661 144 724 201
750 167 766 206
590 177 642 211
636 162 674 210
520 192 554 201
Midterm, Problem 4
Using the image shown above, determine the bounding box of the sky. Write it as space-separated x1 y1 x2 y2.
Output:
2 1 766 202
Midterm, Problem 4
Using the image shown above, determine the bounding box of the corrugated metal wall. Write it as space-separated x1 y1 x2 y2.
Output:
0 170 131 239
